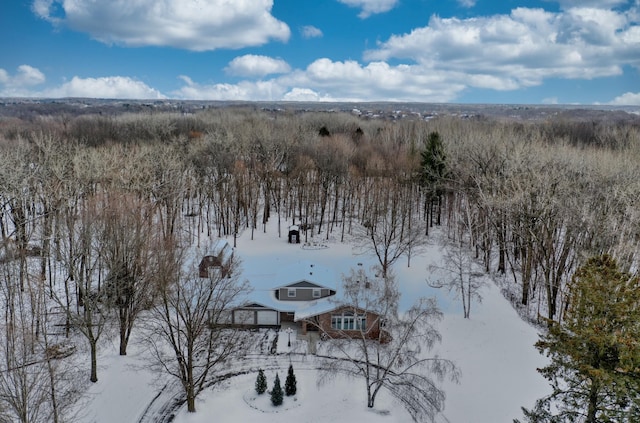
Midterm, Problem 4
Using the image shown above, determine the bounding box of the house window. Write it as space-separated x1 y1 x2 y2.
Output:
356 314 367 330
288 288 296 298
331 312 366 331
343 315 355 330
331 316 340 330
312 289 321 298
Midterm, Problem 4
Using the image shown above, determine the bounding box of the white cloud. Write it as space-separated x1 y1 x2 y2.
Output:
32 0 290 51
175 58 465 102
0 67 163 99
173 76 286 101
283 88 324 102
301 25 323 39
225 55 291 77
10 3 640 103
337 0 399 18
0 65 46 96
14 65 46 86
32 0 59 22
609 92 640 105
364 7 639 91
44 76 165 99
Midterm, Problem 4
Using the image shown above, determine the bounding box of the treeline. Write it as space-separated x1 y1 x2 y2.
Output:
2 108 640 320
1 106 640 421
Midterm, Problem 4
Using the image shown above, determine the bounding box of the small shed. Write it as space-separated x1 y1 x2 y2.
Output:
288 225 300 244
199 239 233 278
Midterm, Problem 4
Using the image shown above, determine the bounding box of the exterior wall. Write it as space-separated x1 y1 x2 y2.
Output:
199 255 232 278
280 311 295 323
199 242 233 278
311 307 381 340
277 287 333 301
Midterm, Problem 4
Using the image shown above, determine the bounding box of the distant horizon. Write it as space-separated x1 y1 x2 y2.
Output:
2 1 639 105
2 96 639 111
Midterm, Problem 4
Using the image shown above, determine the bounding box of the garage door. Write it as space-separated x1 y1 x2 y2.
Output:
257 310 278 325
234 310 255 325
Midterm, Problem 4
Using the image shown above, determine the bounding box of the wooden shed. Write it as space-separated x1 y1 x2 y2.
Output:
198 239 233 278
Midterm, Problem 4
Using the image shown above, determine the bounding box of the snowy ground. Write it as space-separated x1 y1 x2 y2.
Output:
74 219 550 423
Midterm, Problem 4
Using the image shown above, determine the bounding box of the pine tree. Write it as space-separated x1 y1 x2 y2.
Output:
284 364 297 396
255 369 267 395
270 373 283 406
517 255 640 423
420 131 447 228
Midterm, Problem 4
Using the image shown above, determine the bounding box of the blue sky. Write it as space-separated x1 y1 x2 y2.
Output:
1 0 639 104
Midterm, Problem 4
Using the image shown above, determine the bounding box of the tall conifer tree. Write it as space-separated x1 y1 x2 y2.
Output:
518 255 640 422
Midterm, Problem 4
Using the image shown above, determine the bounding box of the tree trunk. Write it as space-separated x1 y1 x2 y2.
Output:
187 356 196 412
119 314 129 356
90 339 98 383
186 389 196 412
586 380 599 423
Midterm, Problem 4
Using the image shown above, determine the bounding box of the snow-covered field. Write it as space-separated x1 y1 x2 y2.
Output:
76 219 550 423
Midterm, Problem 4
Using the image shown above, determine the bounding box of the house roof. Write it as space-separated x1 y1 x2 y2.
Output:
273 261 337 290
239 260 339 314
209 238 232 260
293 298 341 321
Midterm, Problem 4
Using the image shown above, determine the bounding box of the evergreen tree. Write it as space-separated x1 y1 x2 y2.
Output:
421 131 447 187
517 255 640 423
420 131 447 228
285 364 297 396
270 373 283 406
255 369 267 395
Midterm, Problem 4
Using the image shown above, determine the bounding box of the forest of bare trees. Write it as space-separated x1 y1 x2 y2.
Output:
0 105 639 421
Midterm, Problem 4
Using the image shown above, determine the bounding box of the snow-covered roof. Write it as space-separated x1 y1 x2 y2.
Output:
209 238 232 260
273 260 337 290
239 260 339 314
293 298 341 321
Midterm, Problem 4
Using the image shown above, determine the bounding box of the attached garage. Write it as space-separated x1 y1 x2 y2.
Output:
232 303 280 326
257 310 279 325
233 310 255 325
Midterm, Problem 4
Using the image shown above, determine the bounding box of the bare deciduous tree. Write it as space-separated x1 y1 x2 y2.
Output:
144 244 251 413
55 195 110 383
315 267 458 422
99 192 158 356
355 182 427 278
429 236 485 319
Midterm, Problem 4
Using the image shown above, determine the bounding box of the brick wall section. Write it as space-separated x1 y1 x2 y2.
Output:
304 306 381 340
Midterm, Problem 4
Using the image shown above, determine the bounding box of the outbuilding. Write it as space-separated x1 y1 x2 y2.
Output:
288 225 300 244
